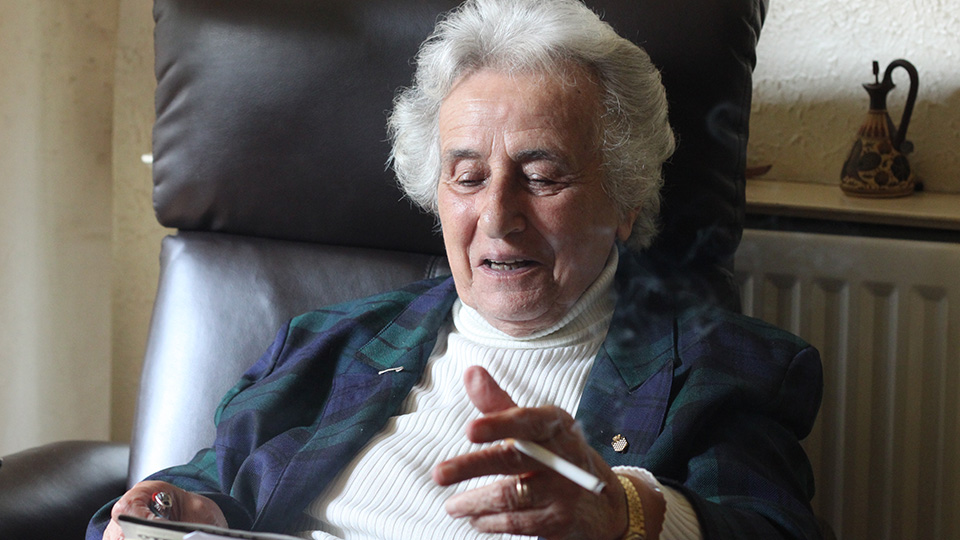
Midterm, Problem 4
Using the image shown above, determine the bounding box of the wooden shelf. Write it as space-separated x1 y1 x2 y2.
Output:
745 179 960 231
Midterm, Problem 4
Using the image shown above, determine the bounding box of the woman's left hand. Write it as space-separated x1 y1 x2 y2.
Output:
432 365 637 540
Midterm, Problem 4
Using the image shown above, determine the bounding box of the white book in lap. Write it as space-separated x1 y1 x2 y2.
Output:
118 515 301 540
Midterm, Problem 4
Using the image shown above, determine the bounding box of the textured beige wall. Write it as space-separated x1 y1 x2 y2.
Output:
0 0 118 455
749 0 960 192
0 0 164 454
111 0 170 442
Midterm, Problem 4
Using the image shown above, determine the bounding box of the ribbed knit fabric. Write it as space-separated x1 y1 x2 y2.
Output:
300 248 700 539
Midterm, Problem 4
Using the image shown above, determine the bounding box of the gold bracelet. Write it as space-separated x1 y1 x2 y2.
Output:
617 474 646 540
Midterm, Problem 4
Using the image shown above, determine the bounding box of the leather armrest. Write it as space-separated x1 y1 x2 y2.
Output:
0 441 129 540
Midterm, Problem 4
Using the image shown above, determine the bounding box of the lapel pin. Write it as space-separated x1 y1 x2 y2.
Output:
612 434 629 453
377 366 404 375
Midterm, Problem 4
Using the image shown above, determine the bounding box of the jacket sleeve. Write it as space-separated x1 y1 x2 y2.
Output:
666 345 824 540
85 321 294 540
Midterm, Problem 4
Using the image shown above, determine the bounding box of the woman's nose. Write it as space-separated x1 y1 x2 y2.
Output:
478 174 525 238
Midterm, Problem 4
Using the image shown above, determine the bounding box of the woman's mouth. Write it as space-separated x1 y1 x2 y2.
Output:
484 259 532 271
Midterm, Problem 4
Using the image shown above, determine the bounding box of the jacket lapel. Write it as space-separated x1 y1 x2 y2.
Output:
576 248 677 467
256 279 458 530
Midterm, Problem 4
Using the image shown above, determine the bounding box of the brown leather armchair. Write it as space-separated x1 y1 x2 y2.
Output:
0 0 767 538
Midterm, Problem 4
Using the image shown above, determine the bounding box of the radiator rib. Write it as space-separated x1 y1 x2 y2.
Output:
736 229 960 540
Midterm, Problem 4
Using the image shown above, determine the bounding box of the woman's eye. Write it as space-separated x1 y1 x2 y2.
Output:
528 175 555 185
526 175 563 193
453 173 484 187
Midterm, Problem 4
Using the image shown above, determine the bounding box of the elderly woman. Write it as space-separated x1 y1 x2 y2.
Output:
91 0 822 539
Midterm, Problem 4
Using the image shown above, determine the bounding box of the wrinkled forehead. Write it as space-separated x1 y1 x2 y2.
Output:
438 66 605 156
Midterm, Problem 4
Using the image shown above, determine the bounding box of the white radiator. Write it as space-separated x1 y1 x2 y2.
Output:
736 228 960 540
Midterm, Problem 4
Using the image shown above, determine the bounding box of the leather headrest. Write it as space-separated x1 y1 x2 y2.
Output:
152 0 765 263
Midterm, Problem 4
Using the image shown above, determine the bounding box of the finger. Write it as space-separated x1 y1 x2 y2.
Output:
467 404 575 444
110 491 157 522
179 491 229 527
107 482 168 540
464 365 516 414
110 497 154 521
467 510 567 539
103 520 125 540
434 441 537 486
110 480 183 524
445 474 541 517
447 475 576 539
460 475 626 540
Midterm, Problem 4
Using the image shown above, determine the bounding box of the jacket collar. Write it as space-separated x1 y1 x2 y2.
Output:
354 278 458 372
573 246 678 464
602 245 679 389
352 246 681 391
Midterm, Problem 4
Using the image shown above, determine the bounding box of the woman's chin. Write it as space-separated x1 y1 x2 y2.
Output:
472 299 561 337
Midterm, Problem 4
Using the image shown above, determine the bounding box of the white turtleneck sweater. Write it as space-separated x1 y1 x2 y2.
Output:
300 249 701 539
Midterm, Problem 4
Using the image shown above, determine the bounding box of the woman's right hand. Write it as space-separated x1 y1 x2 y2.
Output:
103 480 227 540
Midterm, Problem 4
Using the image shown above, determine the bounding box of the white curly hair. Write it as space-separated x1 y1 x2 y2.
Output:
387 0 675 250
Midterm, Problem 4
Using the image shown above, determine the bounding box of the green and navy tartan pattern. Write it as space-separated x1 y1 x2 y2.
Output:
89 248 822 539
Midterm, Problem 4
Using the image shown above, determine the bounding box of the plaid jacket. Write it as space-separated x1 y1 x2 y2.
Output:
89 249 822 539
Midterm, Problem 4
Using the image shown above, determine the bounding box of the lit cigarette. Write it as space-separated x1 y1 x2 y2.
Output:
506 438 606 494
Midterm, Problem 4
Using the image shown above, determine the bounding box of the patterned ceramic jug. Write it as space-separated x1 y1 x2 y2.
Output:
841 59 919 197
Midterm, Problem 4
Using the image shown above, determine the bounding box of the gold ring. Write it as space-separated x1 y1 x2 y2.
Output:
515 475 531 508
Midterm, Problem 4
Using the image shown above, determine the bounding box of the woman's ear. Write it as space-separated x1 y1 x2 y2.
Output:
616 208 640 242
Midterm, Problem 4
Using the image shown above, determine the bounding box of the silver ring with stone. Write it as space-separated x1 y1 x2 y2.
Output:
151 491 173 518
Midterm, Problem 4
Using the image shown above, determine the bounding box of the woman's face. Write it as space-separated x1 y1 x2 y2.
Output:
437 67 637 336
